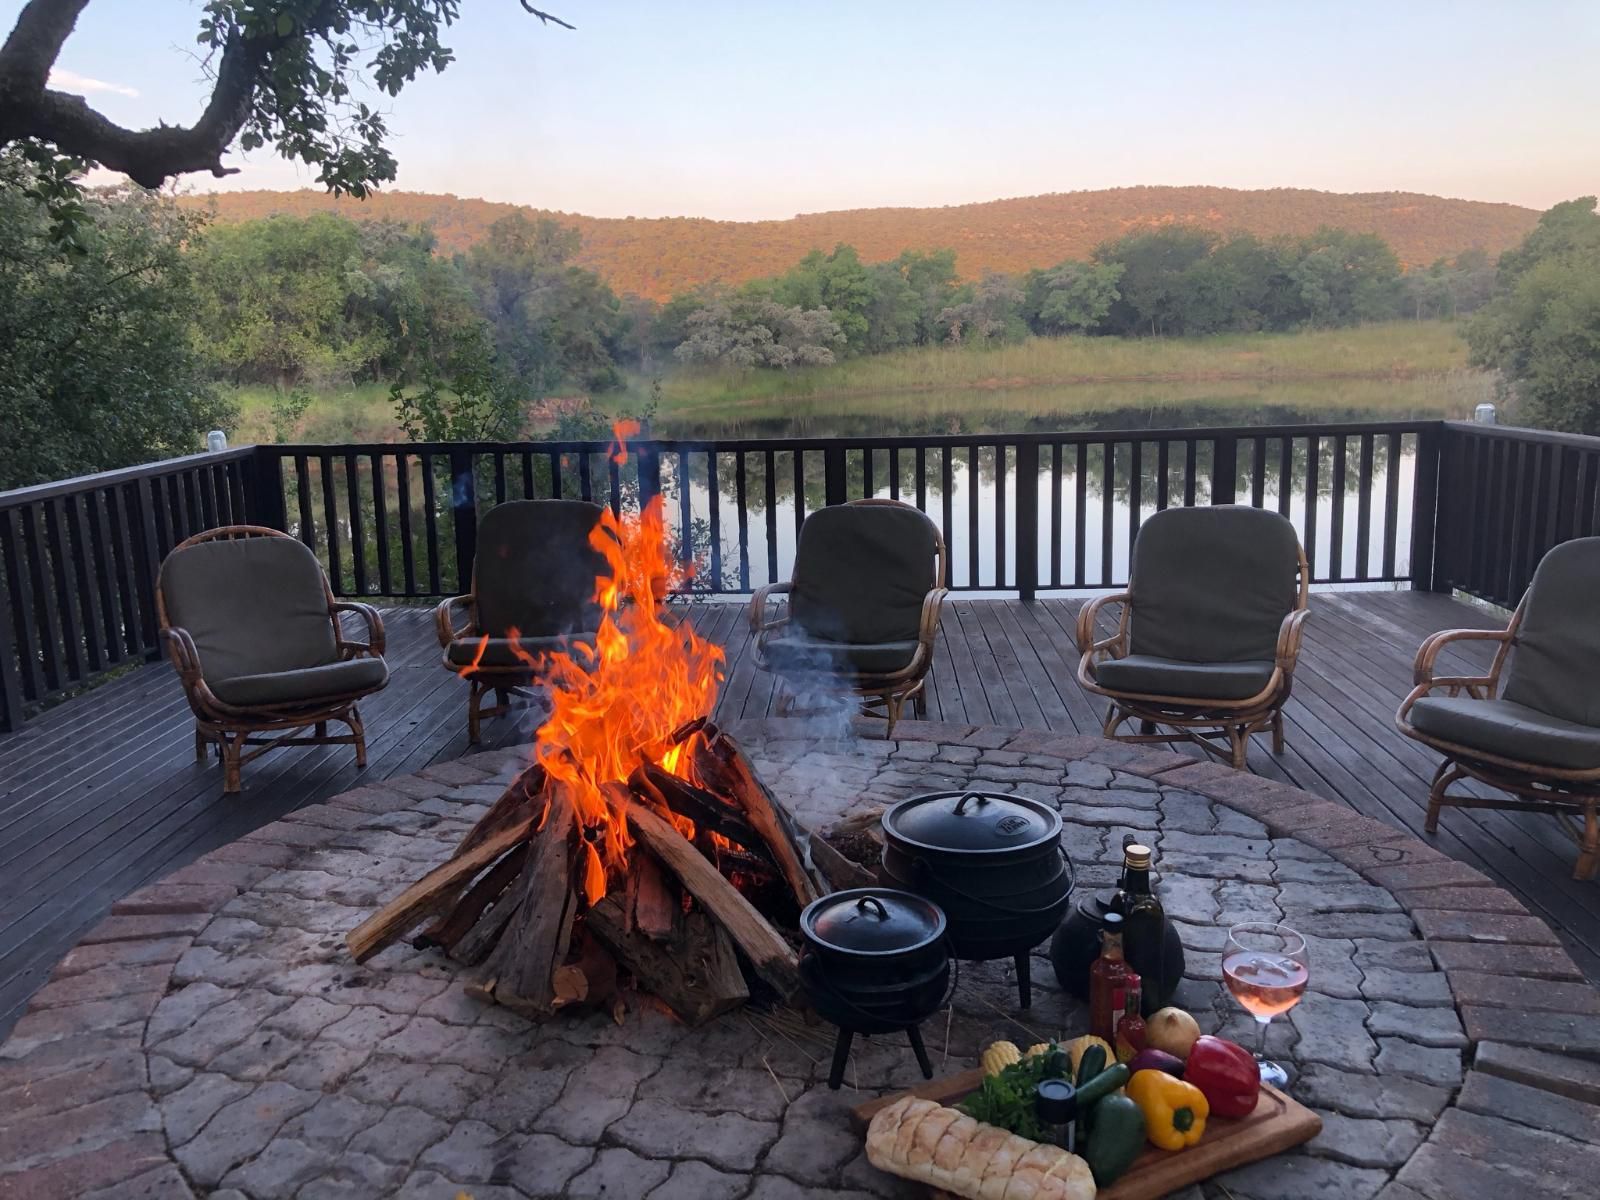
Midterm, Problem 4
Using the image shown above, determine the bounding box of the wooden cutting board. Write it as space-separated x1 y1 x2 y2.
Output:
853 1067 1321 1200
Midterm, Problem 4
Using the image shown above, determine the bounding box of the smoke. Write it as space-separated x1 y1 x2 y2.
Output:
771 633 864 746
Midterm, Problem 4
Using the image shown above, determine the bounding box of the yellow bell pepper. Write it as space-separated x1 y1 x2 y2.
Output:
1127 1069 1209 1151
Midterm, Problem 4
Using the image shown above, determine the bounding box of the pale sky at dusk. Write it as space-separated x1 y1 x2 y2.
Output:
23 0 1600 219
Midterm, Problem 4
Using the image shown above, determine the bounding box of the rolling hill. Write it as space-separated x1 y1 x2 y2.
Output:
188 185 1539 301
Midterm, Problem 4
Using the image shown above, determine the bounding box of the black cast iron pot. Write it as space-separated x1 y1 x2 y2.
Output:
1048 888 1187 1014
798 888 952 1088
879 790 1075 1008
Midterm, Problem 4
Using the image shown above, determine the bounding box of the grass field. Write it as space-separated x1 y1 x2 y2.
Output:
230 320 1484 443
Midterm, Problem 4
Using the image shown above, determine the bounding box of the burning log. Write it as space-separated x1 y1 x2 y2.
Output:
348 432 817 1027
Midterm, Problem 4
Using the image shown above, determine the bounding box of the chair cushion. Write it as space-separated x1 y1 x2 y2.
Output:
789 503 939 645
1094 654 1276 701
1409 696 1600 772
208 656 388 708
1127 506 1301 664
473 500 611 638
446 635 591 670
160 535 340 687
1502 537 1600 728
762 633 920 677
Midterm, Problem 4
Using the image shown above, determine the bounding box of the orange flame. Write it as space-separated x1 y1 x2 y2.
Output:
532 424 725 906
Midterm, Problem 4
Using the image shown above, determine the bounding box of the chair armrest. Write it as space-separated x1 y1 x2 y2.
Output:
332 601 386 657
918 587 950 645
749 581 793 635
435 595 475 649
1275 608 1310 675
162 626 204 684
1411 626 1515 692
1075 592 1132 656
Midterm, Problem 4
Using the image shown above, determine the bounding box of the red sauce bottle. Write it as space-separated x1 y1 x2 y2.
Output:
1089 912 1142 1045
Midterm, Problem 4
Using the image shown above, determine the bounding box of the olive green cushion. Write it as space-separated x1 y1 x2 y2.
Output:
1501 537 1600 728
762 633 921 676
1094 654 1276 701
1127 505 1301 664
789 504 939 645
446 634 589 670
473 500 609 639
209 657 388 708
160 535 341 687
1409 695 1600 771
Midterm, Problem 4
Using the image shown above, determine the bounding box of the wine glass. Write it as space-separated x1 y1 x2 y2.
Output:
1222 922 1309 1088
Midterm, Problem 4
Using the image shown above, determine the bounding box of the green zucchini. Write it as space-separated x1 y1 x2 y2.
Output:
1076 1062 1130 1109
1085 1092 1146 1186
1074 1043 1108 1087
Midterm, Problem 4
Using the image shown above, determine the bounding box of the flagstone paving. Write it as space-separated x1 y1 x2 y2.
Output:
3 720 1600 1199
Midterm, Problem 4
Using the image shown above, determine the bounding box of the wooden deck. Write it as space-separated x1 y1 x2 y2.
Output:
2 590 1596 1038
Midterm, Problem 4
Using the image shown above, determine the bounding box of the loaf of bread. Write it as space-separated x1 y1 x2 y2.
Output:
866 1096 1096 1200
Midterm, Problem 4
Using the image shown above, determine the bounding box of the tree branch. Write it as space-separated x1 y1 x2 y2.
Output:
520 2 576 31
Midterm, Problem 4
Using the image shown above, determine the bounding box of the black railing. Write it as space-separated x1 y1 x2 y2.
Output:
1433 421 1600 607
5 417 1596 733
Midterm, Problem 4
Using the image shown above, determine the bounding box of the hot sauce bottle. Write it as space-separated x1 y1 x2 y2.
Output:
1114 986 1147 1062
1089 912 1143 1044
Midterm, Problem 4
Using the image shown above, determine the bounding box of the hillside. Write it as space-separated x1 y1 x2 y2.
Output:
188 185 1539 301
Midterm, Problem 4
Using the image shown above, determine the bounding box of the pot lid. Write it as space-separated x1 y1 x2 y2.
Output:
883 790 1061 854
801 888 947 956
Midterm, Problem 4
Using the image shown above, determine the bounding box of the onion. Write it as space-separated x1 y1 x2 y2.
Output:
1145 1007 1202 1059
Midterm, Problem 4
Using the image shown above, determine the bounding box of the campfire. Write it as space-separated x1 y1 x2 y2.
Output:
348 430 830 1024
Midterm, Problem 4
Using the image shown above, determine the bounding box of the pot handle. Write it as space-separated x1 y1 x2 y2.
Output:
952 792 989 815
909 847 1077 917
857 896 889 919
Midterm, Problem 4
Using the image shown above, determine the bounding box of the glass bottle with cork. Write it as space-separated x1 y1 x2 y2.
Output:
1110 841 1166 1013
1088 911 1142 1045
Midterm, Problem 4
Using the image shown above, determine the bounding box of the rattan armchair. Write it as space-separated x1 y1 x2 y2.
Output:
436 499 609 742
1076 505 1310 769
158 525 388 793
750 498 948 736
1397 537 1600 880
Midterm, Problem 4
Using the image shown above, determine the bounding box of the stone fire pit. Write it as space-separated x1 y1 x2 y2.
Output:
4 720 1600 1200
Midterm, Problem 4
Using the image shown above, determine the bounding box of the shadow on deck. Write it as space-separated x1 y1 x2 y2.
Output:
2 589 1594 1037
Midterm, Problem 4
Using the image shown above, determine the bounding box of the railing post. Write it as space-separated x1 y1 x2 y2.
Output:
248 447 288 531
1211 435 1237 505
448 447 478 592
0 546 22 732
823 445 848 507
1410 424 1443 591
636 443 662 513
1015 441 1039 602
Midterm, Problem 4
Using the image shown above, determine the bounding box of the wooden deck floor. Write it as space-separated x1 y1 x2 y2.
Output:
2 590 1596 1038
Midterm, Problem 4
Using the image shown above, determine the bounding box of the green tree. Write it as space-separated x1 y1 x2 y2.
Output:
0 150 231 489
1467 197 1600 433
0 2 572 195
461 213 626 394
1093 227 1217 335
1023 260 1123 334
1288 228 1402 326
862 260 921 352
894 248 964 345
937 271 1026 344
674 294 844 368
770 244 875 352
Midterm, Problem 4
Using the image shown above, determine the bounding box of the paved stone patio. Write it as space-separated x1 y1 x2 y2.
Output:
4 719 1600 1199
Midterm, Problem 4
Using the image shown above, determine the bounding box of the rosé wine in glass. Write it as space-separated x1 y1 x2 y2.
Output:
1222 923 1309 1088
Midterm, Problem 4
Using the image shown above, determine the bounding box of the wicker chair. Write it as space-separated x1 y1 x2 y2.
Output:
750 498 948 736
158 526 388 793
436 499 610 742
1398 537 1600 880
1076 505 1310 769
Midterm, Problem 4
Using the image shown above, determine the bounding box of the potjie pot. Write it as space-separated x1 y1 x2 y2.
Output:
798 887 952 1090
879 790 1075 1009
1048 888 1187 1014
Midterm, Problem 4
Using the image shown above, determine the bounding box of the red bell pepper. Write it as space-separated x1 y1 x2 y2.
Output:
1183 1035 1260 1119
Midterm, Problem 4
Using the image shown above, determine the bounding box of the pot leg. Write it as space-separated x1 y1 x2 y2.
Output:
1015 952 1032 1010
827 1028 854 1091
906 1025 934 1080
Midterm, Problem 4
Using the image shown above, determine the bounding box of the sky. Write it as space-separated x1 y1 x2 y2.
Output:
22 0 1600 220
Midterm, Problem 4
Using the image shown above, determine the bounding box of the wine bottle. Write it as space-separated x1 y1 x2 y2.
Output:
1111 842 1166 1013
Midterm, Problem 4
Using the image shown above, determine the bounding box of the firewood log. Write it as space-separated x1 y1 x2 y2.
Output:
694 734 824 906
587 896 747 1025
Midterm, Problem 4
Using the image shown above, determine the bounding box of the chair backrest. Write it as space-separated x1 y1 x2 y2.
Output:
160 529 338 684
1127 505 1303 664
789 500 942 645
473 499 609 638
1502 537 1600 727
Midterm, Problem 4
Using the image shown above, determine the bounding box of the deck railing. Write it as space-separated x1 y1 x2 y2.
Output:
3 417 1595 732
